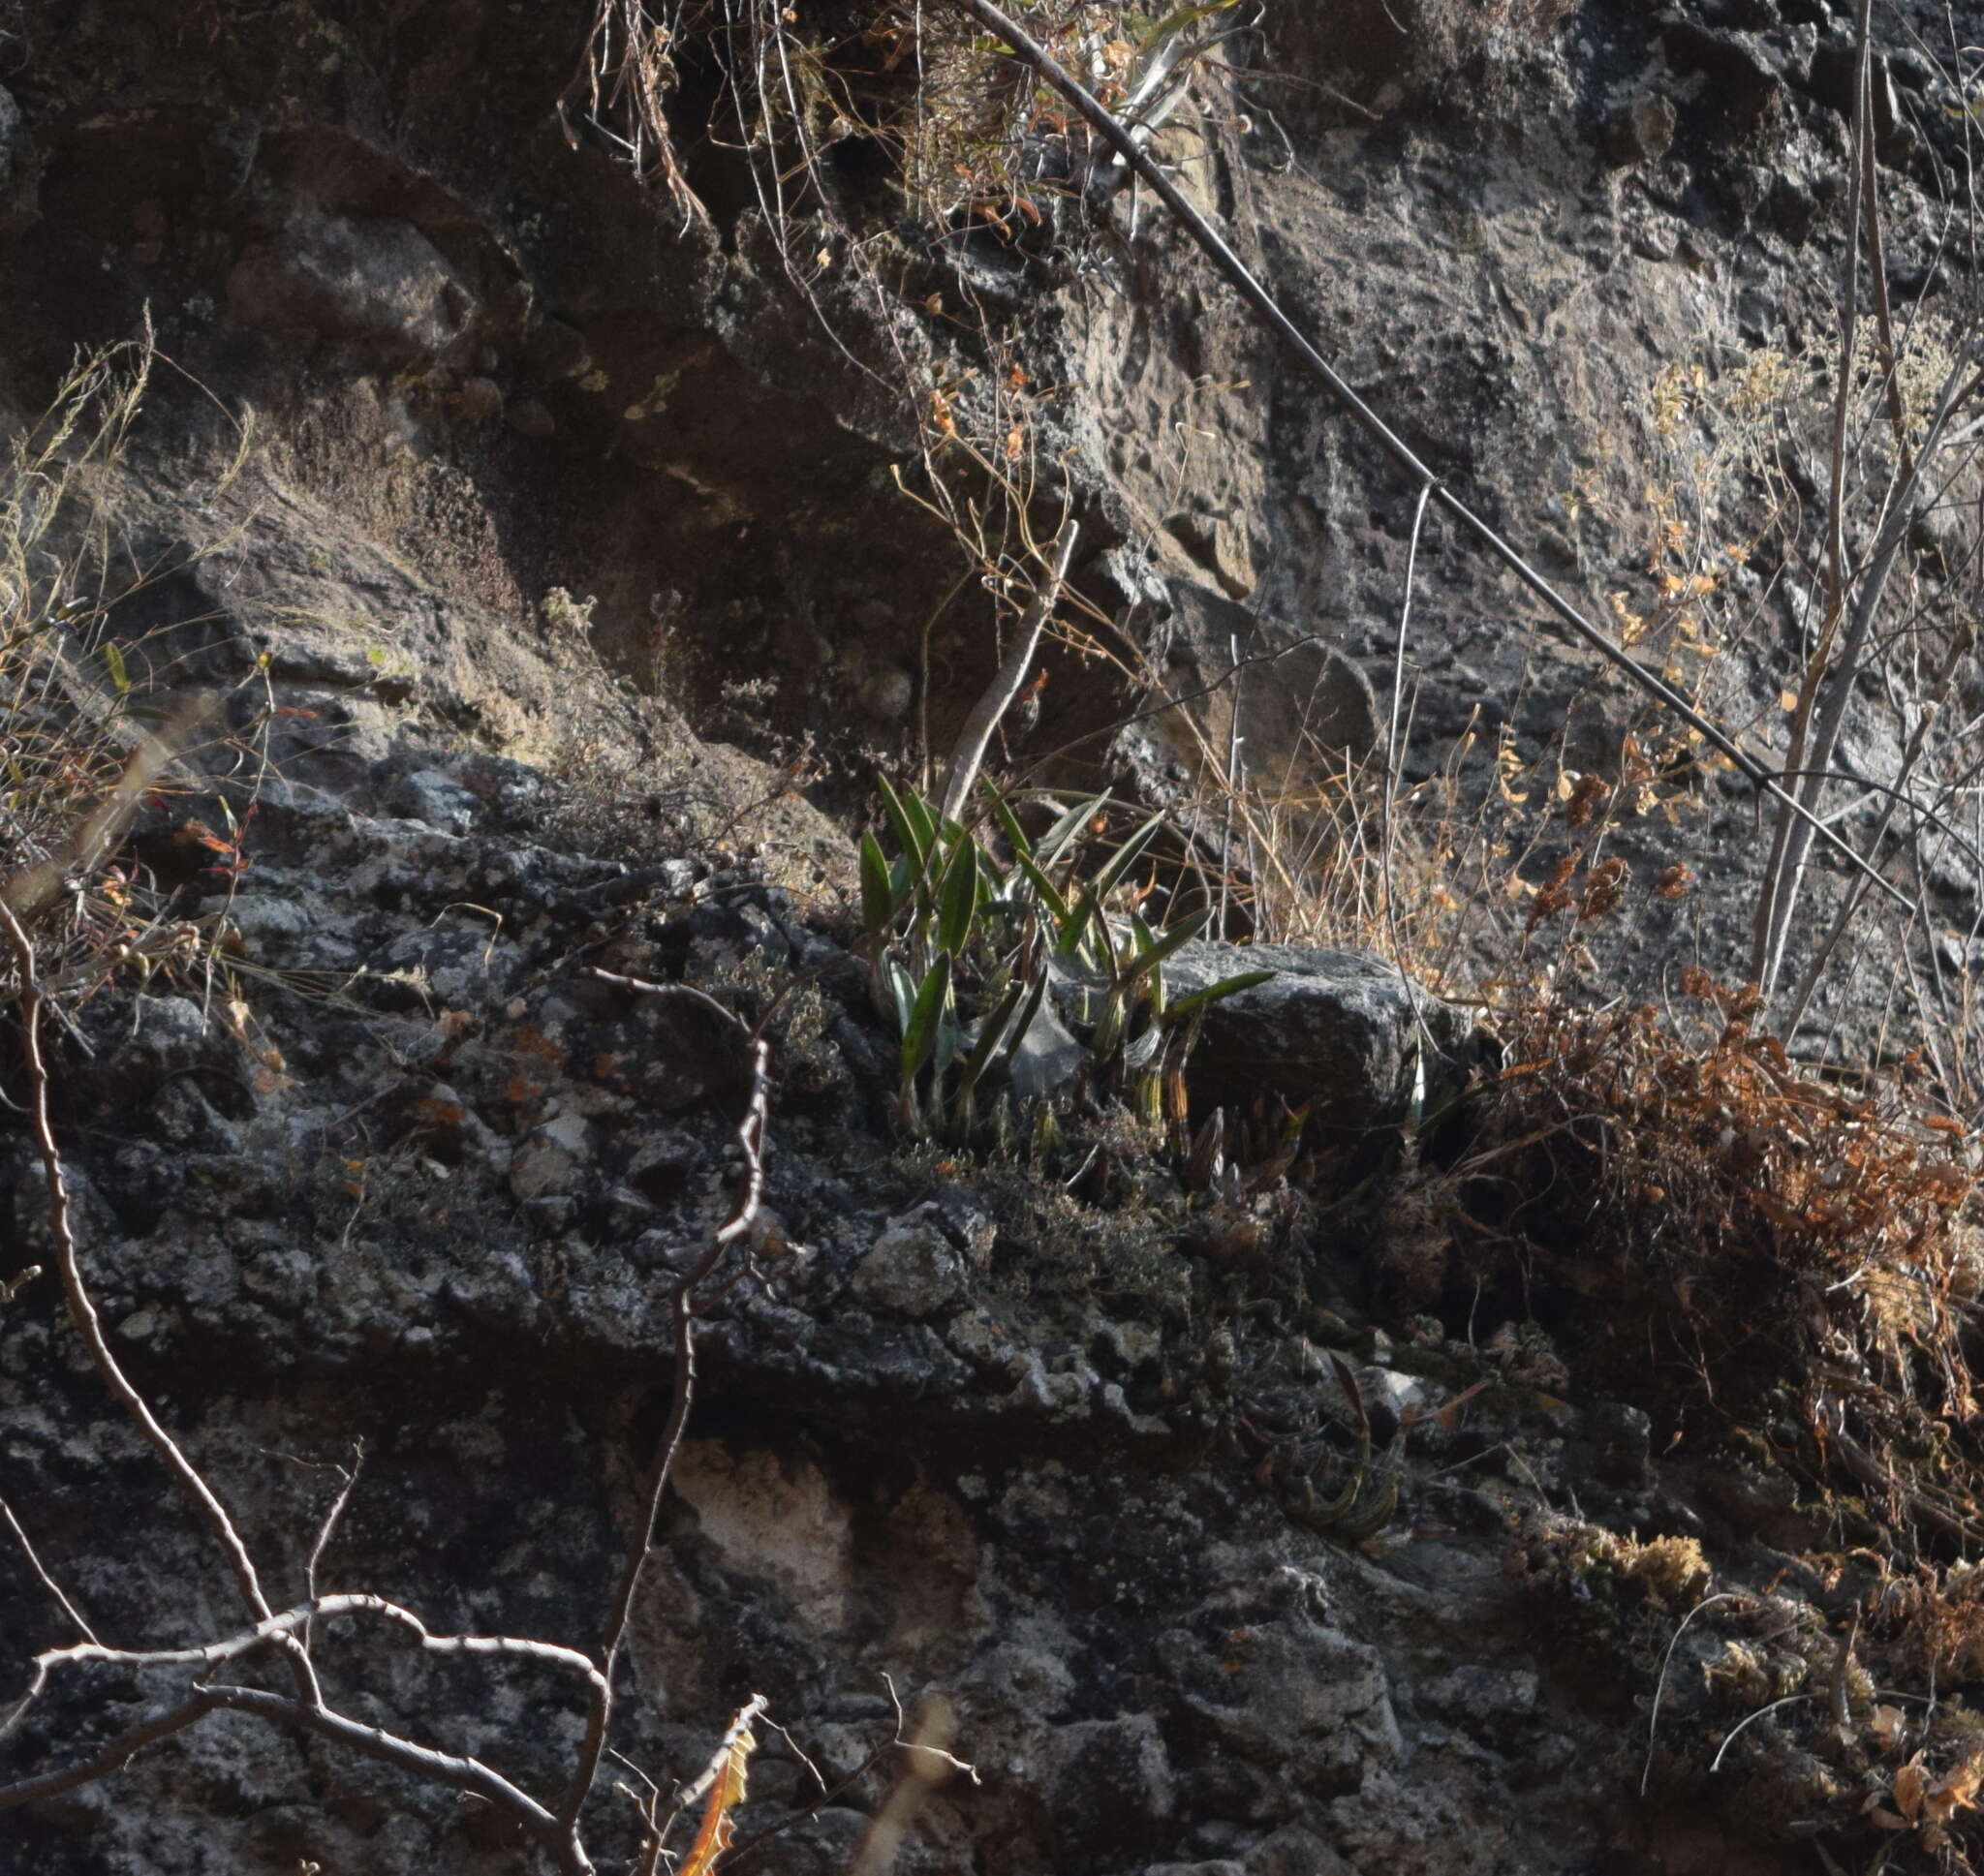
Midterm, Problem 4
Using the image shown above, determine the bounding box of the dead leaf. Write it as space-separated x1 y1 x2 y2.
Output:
1893 1757 1928 1822
678 1695 768 1876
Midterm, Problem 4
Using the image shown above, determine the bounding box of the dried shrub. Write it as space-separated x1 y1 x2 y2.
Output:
564 0 1179 238
1469 977 1980 1509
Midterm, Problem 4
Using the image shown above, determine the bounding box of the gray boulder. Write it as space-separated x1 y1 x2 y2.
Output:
1164 942 1477 1129
228 207 474 363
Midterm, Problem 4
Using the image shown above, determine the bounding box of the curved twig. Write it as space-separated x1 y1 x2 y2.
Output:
1709 1693 1814 1773
1640 1590 1749 1796
0 1491 97 1646
563 977 772 1836
0 902 277 1628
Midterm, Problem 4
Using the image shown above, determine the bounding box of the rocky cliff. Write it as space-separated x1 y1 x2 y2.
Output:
4 3 1982 1874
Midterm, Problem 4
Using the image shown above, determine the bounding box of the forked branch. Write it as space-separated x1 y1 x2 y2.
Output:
0 900 608 1872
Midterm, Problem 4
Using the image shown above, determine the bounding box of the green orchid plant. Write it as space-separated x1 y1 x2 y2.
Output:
858 774 1271 1147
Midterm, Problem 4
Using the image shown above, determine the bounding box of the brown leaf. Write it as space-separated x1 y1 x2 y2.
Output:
1893 1757 1928 1822
1924 1750 1984 1830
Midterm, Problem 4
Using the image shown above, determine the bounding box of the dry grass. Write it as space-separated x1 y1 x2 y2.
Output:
565 0 1177 232
0 332 264 1028
2 340 200 1009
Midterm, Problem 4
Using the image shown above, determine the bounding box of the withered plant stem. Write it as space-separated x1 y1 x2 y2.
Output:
0 903 590 1870
0 901 276 1627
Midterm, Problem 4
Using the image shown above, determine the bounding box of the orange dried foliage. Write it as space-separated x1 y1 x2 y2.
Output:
1478 982 1979 1441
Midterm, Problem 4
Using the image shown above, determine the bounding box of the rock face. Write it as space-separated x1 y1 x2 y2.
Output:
227 208 476 364
0 0 1975 1872
0 758 1596 1876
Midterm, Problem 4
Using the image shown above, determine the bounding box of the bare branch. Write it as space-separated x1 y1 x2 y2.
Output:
937 522 1079 827
564 978 772 1835
1752 347 1984 998
201 1686 576 1855
0 1691 224 1810
0 1490 97 1645
2 1676 587 1869
0 901 278 1627
5 1594 609 1744
302 1442 363 1653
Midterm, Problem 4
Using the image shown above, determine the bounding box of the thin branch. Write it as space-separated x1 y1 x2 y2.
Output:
0 1491 97 1645
0 1691 224 1810
942 0 1914 919
0 901 277 1627
1753 347 1983 999
1641 1590 1748 1796
1858 17 1914 481
212 1686 576 1854
563 978 771 1836
303 1441 363 1653
726 1677 975 1876
1709 1694 1814 1773
5 1595 608 1744
2 1678 586 1869
1754 0 1872 995
1778 623 1979 1038
1219 630 1245 938
937 522 1078 826
1380 477 1438 1023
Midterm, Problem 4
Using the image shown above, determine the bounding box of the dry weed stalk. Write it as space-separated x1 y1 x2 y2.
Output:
0 329 283 1031
560 0 710 225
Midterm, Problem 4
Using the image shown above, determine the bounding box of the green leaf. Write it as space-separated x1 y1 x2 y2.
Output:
902 786 940 866
874 772 928 878
959 975 1029 1093
933 972 962 1089
999 830 1075 935
1057 877 1107 963
102 639 131 694
1162 969 1275 1028
859 832 896 937
900 955 953 1085
998 965 1052 1072
983 783 1075 928
1118 907 1213 991
981 779 1035 860
936 837 979 957
885 958 917 1037
960 951 1052 1099
1089 809 1166 902
1035 792 1110 873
